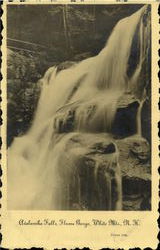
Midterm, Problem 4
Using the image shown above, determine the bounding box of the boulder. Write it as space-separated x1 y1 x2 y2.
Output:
112 93 139 137
56 61 76 73
116 135 151 210
53 93 139 137
59 133 122 210
55 132 150 210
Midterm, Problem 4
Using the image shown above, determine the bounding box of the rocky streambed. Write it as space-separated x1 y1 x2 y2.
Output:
51 131 151 211
50 90 151 210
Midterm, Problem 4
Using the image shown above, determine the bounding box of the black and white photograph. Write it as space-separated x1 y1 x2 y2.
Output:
6 3 151 211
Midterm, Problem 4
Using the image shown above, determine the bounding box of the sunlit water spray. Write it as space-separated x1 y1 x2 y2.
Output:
8 6 150 210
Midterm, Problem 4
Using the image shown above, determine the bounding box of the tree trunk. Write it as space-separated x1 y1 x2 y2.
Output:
62 5 70 54
65 5 73 51
93 5 96 36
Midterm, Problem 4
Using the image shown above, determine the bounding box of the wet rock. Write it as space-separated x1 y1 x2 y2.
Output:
141 98 151 143
89 142 116 154
56 61 76 73
116 135 151 210
58 133 151 211
116 135 150 181
61 133 122 210
53 93 139 136
54 109 75 133
51 90 150 211
112 93 139 137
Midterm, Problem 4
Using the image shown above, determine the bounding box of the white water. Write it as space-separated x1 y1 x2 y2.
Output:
8 6 150 210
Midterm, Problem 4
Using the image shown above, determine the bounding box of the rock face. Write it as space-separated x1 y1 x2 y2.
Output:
56 61 76 73
55 132 150 210
51 90 151 210
53 93 139 137
59 133 122 210
116 136 151 210
112 93 140 137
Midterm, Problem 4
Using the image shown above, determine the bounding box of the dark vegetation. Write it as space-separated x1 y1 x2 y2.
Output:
7 4 144 146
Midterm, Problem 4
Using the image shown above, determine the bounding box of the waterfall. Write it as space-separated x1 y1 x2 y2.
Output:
130 7 151 136
137 97 146 136
7 6 150 210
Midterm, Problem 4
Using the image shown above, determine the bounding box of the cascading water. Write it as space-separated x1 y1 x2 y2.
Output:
7 6 150 210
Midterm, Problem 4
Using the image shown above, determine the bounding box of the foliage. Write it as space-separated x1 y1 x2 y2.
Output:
7 4 144 58
7 50 46 146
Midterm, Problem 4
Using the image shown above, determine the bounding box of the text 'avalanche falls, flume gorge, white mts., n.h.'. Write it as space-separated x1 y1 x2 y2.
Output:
7 5 151 211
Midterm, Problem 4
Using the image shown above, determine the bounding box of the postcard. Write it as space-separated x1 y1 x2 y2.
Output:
1 0 159 248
